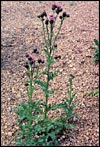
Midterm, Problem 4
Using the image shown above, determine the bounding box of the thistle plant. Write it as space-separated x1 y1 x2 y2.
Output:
85 89 99 98
14 3 77 146
90 39 99 63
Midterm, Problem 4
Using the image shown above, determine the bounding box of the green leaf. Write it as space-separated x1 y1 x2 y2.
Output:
48 103 66 111
51 46 56 51
34 79 47 92
33 123 45 134
94 39 99 47
48 70 59 81
47 132 58 141
66 123 75 129
90 46 97 50
44 49 50 57
85 89 99 97
93 89 99 97
48 89 54 95
50 55 55 64
41 69 48 75
69 93 76 104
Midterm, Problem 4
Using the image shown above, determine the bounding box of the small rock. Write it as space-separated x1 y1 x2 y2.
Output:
62 135 66 139
69 64 73 68
85 52 92 57
59 69 63 72
7 132 12 137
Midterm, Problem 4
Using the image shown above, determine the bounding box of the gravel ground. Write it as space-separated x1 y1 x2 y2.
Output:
1 1 99 146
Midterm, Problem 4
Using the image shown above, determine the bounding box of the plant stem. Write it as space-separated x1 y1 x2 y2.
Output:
46 25 50 45
42 20 49 49
69 77 72 101
44 63 50 119
29 67 33 104
53 19 64 47
50 23 54 54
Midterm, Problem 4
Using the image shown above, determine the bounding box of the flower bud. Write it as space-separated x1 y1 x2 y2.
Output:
38 59 44 64
49 14 55 24
28 57 32 61
26 54 29 58
37 11 47 19
56 4 62 14
25 83 29 86
56 9 60 14
50 19 54 24
52 4 57 10
58 8 63 13
54 55 61 60
54 44 57 48
45 19 49 25
59 15 63 19
32 48 39 54
28 55 37 62
63 12 70 18
30 60 34 65
24 62 29 69
42 11 47 17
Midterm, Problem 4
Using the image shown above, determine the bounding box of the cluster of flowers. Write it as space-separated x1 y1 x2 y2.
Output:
38 3 70 25
24 48 44 70
24 49 61 71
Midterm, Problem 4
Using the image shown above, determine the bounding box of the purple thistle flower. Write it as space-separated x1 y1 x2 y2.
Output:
28 55 37 62
56 3 61 9
55 3 63 14
52 3 57 10
49 14 55 24
42 10 47 17
49 14 55 18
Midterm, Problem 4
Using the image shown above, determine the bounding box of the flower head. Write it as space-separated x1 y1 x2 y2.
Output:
59 15 63 19
52 3 57 10
42 10 47 17
63 12 70 18
38 59 44 64
56 3 61 9
49 14 55 24
28 55 37 62
37 10 47 20
32 48 39 54
56 3 63 14
24 62 29 69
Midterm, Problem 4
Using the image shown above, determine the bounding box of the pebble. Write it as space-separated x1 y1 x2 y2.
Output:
69 64 74 68
59 69 63 73
7 132 12 137
62 135 66 139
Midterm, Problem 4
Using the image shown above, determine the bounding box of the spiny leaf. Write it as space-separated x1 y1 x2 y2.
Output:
90 46 97 50
48 70 59 81
94 39 99 46
34 79 47 91
48 103 66 111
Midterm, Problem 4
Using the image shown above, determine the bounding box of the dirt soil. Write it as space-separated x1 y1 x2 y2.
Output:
1 1 99 146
